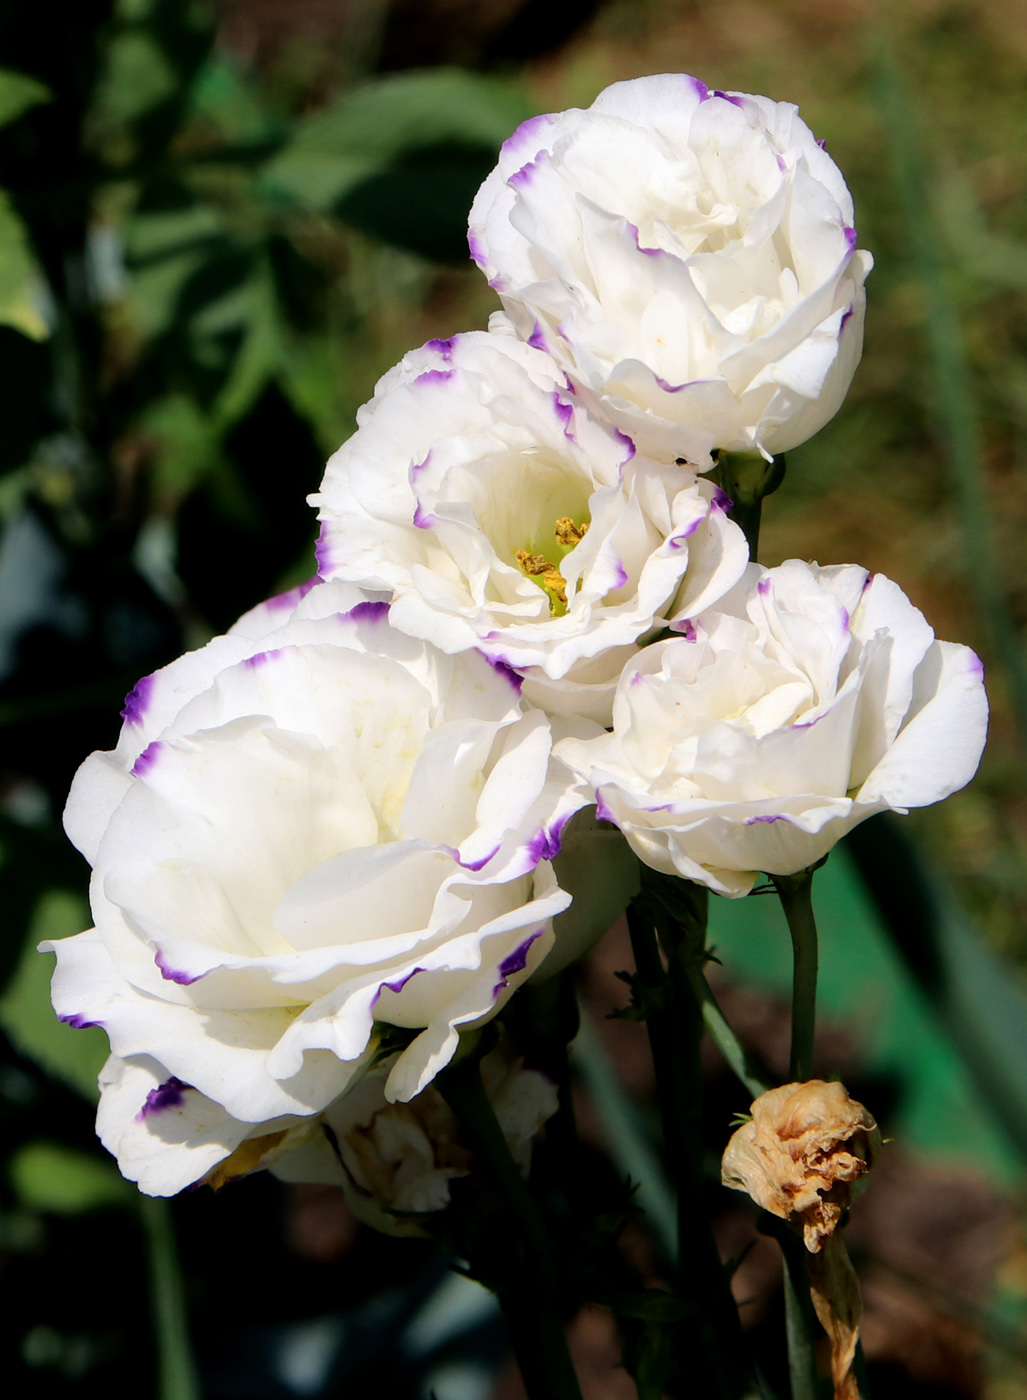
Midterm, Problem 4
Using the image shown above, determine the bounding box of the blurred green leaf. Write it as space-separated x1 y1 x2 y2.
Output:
938 171 1027 292
127 246 210 338
202 260 282 428
9 1141 129 1215
126 205 226 266
262 68 535 212
95 29 177 126
141 392 219 500
847 815 1027 1169
0 68 51 129
0 191 49 341
0 891 106 1101
336 142 500 261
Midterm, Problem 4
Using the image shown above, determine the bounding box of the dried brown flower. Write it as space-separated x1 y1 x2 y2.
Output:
722 1080 881 1400
721 1079 881 1252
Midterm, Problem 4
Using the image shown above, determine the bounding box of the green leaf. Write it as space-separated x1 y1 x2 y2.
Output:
9 1141 129 1215
94 29 177 125
126 206 226 266
847 816 1027 1170
200 261 282 428
0 190 49 340
0 69 51 129
0 891 107 1100
262 68 535 211
141 393 219 500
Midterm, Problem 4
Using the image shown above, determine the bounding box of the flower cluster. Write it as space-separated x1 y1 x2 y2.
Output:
49 75 986 1199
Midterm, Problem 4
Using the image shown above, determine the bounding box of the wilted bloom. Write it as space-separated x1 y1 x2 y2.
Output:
721 1079 881 1251
556 560 988 895
273 1037 559 1235
469 75 872 466
312 330 747 725
46 580 593 1195
722 1080 881 1400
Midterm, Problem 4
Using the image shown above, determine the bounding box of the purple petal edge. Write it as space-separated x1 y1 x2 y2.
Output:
314 526 333 579
481 652 523 694
154 948 204 987
494 930 544 995
121 673 155 727
266 577 317 613
372 965 424 1010
131 741 162 778
59 1012 102 1030
345 599 390 624
614 428 636 462
668 517 701 550
137 1076 188 1120
415 368 453 388
244 647 284 670
745 813 793 826
467 229 487 266
551 392 575 438
526 814 570 866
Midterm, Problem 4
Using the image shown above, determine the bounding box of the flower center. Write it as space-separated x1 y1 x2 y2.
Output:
515 516 589 617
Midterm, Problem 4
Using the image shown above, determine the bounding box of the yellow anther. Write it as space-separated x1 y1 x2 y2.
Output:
515 549 567 608
554 516 589 549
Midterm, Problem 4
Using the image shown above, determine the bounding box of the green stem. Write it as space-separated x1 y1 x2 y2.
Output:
772 870 820 1082
439 1049 583 1400
627 894 755 1399
716 452 787 562
780 1232 822 1400
138 1197 200 1400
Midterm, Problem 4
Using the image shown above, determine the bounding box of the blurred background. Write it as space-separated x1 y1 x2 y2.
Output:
2 0 1027 1395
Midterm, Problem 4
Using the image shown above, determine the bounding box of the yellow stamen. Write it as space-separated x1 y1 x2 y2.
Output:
514 516 590 617
554 516 589 549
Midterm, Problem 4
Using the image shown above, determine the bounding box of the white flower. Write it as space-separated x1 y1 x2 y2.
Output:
273 1037 559 1236
312 330 747 725
469 74 873 465
46 579 592 1195
556 561 988 896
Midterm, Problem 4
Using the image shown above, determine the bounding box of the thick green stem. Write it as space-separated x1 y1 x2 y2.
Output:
439 1048 583 1400
772 870 820 1083
767 870 827 1399
627 894 756 1398
716 452 787 562
138 1197 200 1400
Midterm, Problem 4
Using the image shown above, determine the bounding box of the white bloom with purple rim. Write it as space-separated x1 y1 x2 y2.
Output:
556 560 988 896
45 579 594 1195
311 330 747 725
469 74 873 466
